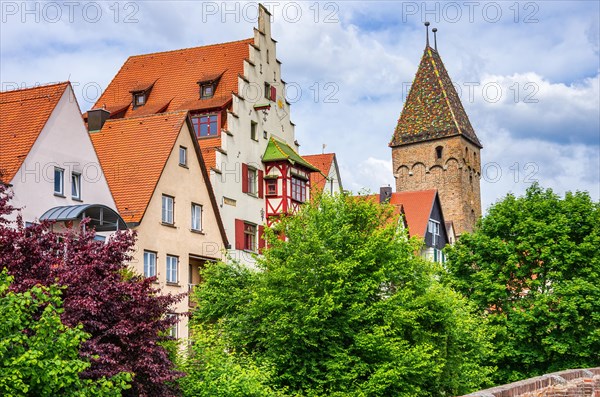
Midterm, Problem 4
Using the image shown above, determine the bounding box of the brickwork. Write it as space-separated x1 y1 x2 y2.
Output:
460 368 600 397
391 135 482 235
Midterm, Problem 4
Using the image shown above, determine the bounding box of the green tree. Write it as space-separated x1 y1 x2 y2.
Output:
0 270 131 396
185 193 493 396
444 184 600 383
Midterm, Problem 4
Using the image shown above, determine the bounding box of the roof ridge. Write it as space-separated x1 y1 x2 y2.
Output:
127 38 254 60
0 81 69 94
428 47 462 135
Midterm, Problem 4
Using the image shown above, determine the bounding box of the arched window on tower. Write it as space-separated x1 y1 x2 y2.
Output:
435 146 443 159
465 147 469 157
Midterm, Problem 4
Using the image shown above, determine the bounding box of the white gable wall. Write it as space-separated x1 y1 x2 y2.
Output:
8 85 116 224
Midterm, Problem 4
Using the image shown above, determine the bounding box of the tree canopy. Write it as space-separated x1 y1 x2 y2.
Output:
0 270 131 396
443 184 600 383
185 193 493 396
0 184 182 396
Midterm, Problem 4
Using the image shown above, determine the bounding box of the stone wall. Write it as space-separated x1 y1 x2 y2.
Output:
460 368 600 397
392 135 482 235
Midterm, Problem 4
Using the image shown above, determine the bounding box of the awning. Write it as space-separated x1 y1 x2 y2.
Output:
40 204 128 232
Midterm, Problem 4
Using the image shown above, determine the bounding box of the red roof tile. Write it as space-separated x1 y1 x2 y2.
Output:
90 112 188 223
390 46 481 148
92 39 252 118
304 153 335 193
368 190 438 238
0 82 69 183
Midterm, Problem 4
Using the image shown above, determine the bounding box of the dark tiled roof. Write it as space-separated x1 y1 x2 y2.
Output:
390 46 482 148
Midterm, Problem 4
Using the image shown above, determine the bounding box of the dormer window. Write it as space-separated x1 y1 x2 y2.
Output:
134 93 146 107
197 72 224 100
200 83 214 99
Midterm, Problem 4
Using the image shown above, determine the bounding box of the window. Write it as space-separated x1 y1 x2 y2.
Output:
433 248 445 263
134 93 145 107
162 195 174 225
191 114 219 138
264 82 271 100
251 121 257 141
191 203 202 231
54 167 64 195
144 251 157 278
167 314 178 338
266 179 277 195
167 313 178 338
200 84 214 99
263 130 268 139
166 255 178 284
428 220 440 246
71 172 81 200
435 146 443 159
179 146 187 167
247 168 257 195
244 223 257 252
291 177 307 202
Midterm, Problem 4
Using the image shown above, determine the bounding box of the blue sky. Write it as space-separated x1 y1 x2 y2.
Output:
1 1 599 211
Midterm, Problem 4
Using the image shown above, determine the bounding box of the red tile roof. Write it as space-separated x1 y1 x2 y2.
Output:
90 112 188 223
304 153 335 193
92 39 252 118
369 190 438 238
390 46 481 148
0 82 69 183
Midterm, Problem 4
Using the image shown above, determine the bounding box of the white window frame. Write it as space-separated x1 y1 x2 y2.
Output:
166 255 178 284
191 203 202 231
247 168 257 195
71 172 81 200
143 251 157 278
54 167 64 195
162 195 174 225
167 313 178 339
179 146 187 167
428 219 440 246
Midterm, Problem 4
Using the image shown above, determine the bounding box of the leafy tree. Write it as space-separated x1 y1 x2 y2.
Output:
0 269 131 396
188 193 493 396
443 184 600 383
0 184 183 396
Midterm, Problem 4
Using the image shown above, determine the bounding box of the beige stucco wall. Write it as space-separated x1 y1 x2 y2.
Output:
130 122 225 340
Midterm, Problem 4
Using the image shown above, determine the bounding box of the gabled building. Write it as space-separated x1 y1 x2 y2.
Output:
90 111 227 338
304 153 344 196
87 5 316 264
0 82 124 233
390 29 482 236
377 187 449 263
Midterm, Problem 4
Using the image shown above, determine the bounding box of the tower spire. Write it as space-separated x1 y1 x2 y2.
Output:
432 28 438 51
425 21 430 47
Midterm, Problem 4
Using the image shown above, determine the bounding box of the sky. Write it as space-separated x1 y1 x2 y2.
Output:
1 1 599 212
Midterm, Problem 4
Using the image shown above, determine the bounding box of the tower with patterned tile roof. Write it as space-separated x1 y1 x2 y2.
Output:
390 39 482 236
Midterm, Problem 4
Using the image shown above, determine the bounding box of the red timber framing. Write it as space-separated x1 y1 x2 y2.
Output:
263 161 312 227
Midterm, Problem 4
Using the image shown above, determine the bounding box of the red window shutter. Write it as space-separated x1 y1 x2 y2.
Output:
258 225 266 253
270 86 276 101
258 170 264 198
235 219 245 250
241 163 248 193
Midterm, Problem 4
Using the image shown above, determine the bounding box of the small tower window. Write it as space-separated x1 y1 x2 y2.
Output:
200 84 215 99
435 146 443 159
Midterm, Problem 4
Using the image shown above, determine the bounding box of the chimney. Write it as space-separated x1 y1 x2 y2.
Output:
87 108 110 132
380 186 392 204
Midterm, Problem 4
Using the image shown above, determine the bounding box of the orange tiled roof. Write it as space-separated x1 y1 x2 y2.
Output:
90 111 188 223
390 46 481 148
304 153 335 193
0 82 69 183
370 190 438 238
92 39 253 118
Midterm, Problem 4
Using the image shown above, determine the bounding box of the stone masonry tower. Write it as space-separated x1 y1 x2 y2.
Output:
390 31 482 235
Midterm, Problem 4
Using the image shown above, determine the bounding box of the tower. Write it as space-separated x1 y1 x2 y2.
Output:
390 25 482 235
